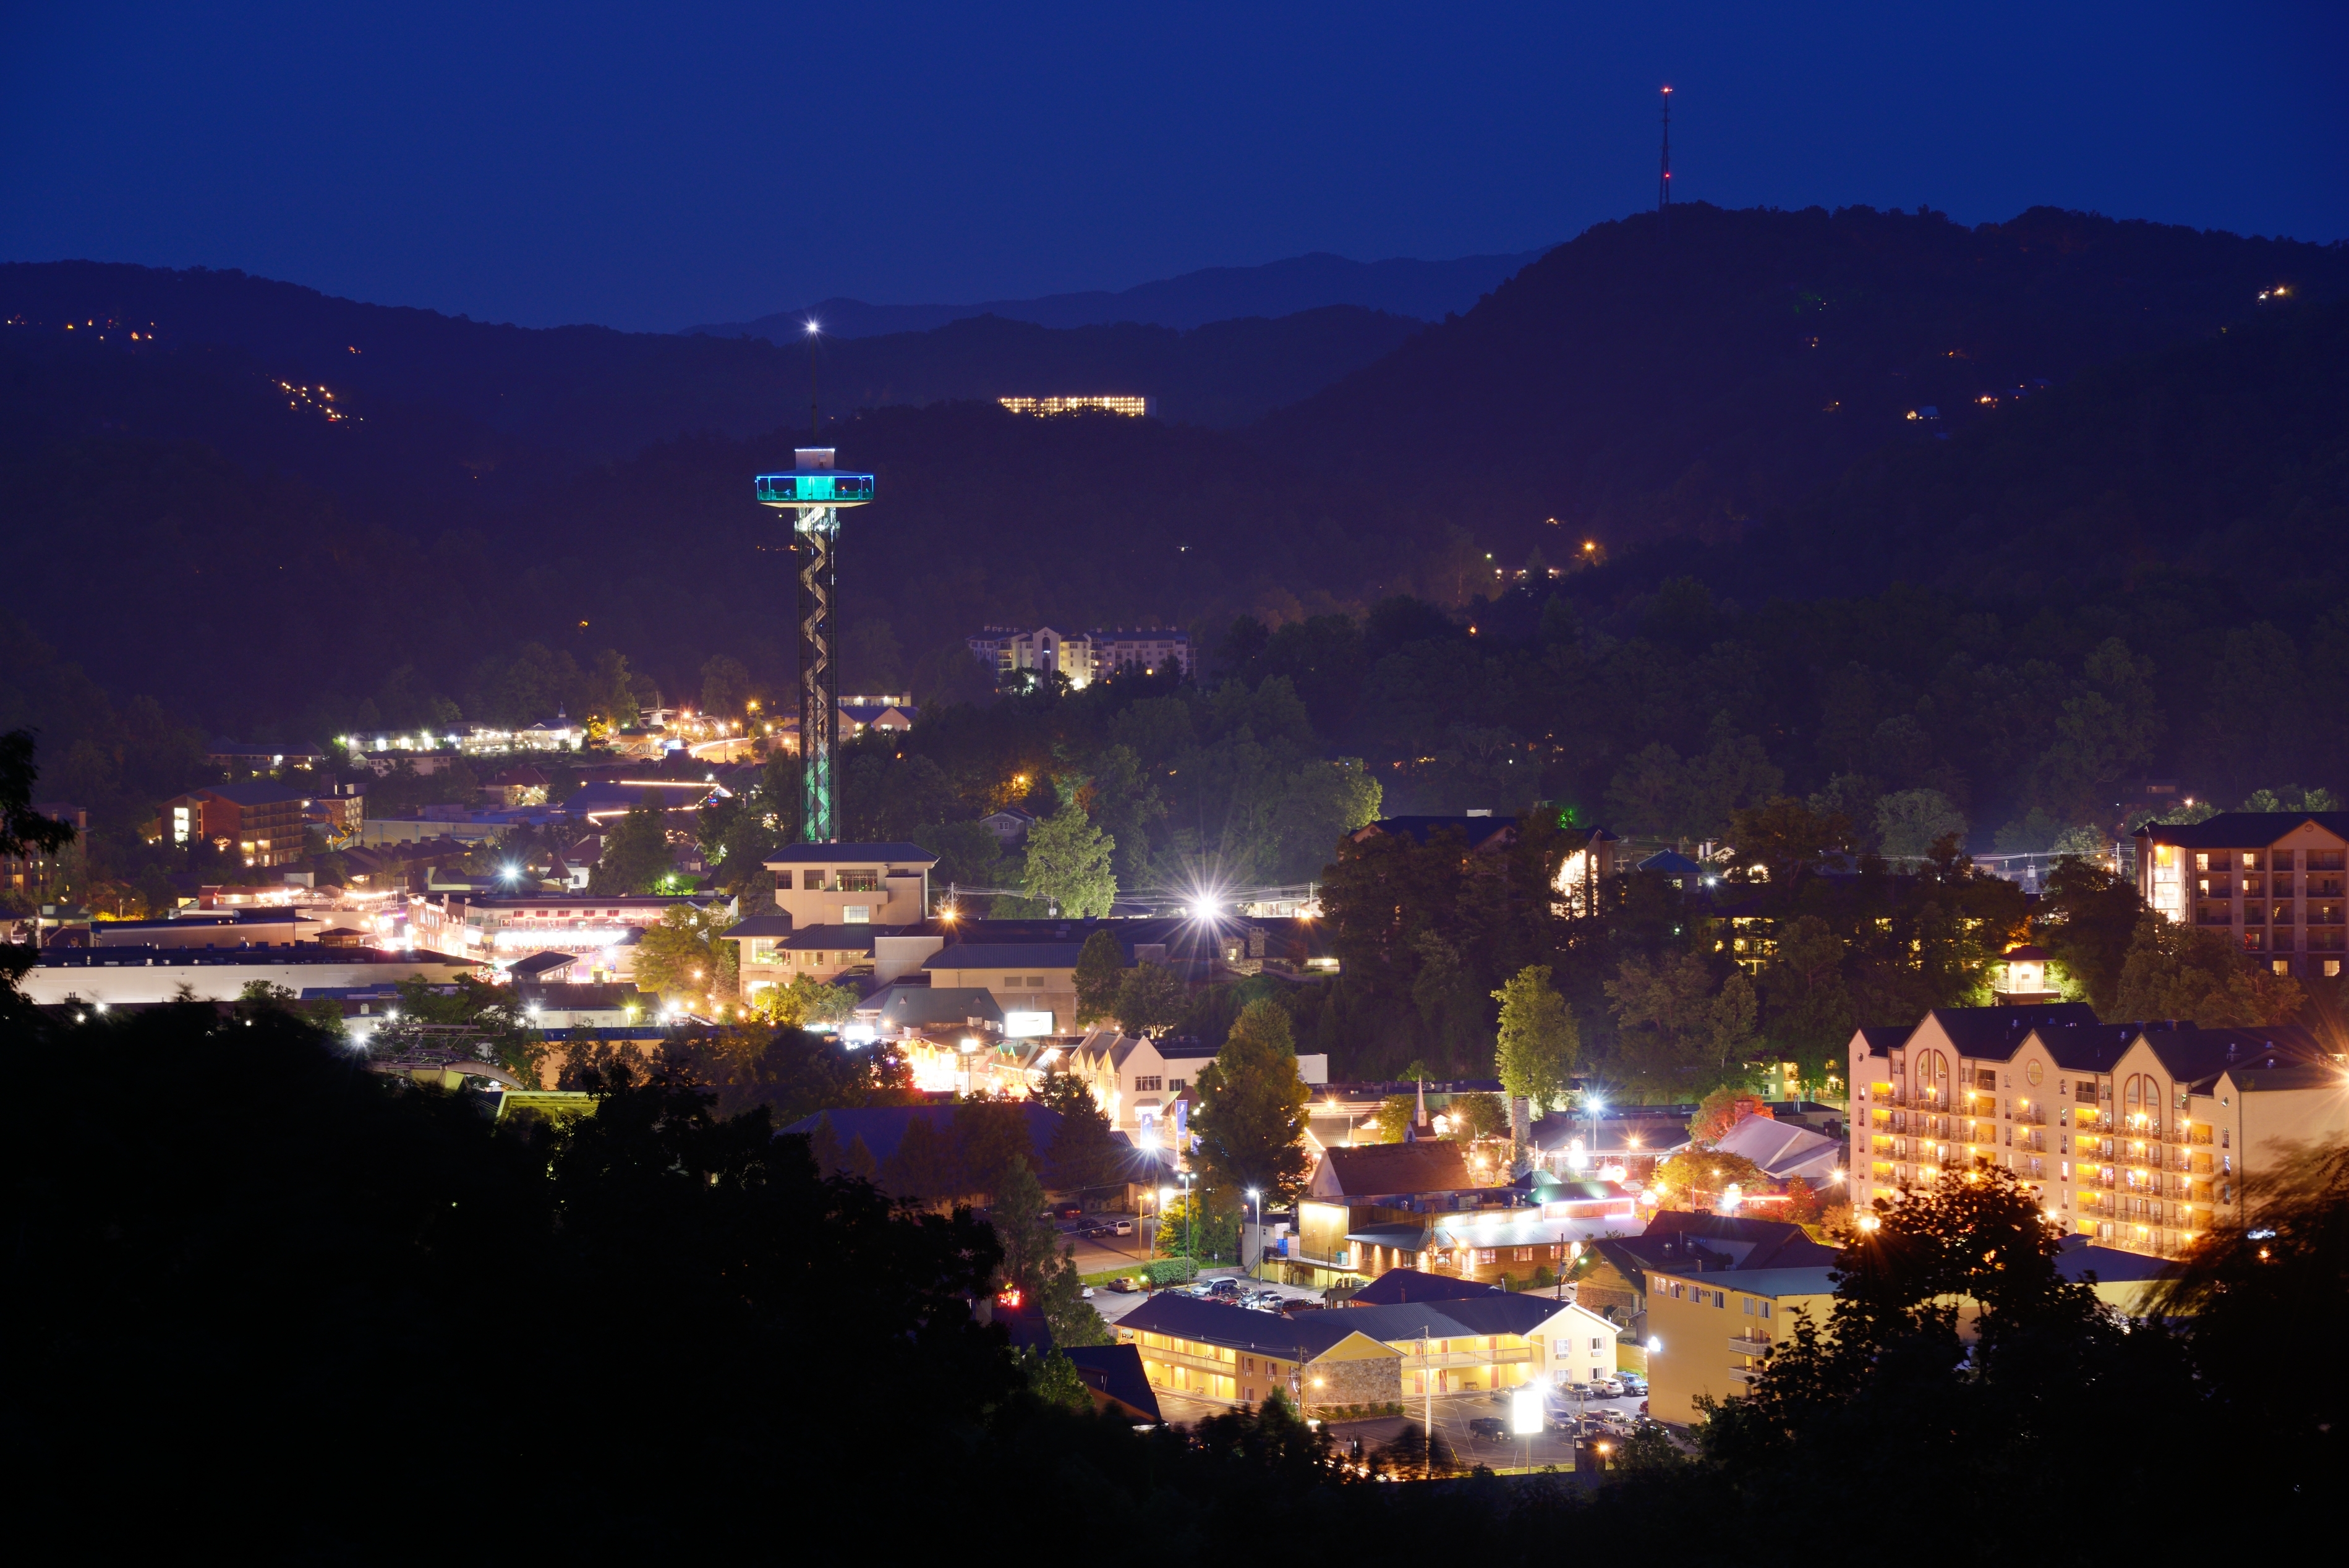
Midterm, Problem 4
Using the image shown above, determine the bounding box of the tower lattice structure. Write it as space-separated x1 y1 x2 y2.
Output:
754 448 874 843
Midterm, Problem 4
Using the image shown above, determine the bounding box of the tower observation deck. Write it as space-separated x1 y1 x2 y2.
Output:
755 448 874 843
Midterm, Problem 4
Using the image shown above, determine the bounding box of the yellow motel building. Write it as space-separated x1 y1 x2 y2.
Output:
1642 1264 1839 1426
1115 1290 1621 1412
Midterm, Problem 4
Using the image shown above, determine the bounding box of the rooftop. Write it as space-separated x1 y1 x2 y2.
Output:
765 842 937 866
2134 811 2349 848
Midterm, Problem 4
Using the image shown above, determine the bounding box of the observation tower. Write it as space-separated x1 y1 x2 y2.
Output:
754 448 874 843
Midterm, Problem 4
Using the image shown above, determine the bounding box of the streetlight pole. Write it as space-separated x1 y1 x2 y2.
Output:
1182 1171 1193 1263
1247 1187 1261 1281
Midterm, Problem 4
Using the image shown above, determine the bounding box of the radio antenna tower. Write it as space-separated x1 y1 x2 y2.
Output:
754 450 875 843
1658 85 1673 231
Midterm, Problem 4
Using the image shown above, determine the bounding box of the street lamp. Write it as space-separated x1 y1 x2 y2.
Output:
1246 1188 1262 1281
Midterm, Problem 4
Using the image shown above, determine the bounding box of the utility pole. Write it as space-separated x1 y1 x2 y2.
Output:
1658 85 1673 234
805 320 820 441
1422 1327 1435 1477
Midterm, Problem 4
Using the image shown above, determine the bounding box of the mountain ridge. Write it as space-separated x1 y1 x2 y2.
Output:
681 248 1548 341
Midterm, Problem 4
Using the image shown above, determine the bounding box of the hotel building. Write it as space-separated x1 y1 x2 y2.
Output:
1848 1005 2347 1258
2134 811 2348 978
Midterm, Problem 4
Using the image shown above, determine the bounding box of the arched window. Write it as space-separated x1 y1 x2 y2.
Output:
1914 1049 1950 1104
2123 1073 2162 1129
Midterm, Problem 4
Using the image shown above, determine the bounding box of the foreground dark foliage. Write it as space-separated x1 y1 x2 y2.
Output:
2 1002 2332 1554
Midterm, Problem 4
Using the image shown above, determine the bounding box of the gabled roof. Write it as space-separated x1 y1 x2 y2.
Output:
1309 1141 1473 1199
1914 1003 2100 1060
1117 1294 1399 1361
1713 1116 1844 1181
1635 850 1706 876
1345 1268 1505 1306
874 986 1004 1029
1060 1344 1162 1422
2133 812 2349 848
194 781 314 807
723 914 796 939
1608 1212 1839 1274
1351 815 1520 852
764 842 937 865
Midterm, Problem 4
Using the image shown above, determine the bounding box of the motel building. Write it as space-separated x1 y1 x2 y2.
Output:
1642 1265 1838 1426
1115 1287 1621 1411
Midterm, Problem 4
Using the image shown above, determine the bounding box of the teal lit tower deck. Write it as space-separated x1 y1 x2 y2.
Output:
755 448 874 844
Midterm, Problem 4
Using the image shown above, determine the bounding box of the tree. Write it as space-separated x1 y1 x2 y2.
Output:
1368 1095 1416 1143
1650 1149 1766 1208
1757 914 1854 1089
699 654 751 717
591 798 671 894
1875 789 1967 860
1606 954 1759 1097
1698 1166 2196 1513
2154 1137 2349 1495
1410 931 1484 1072
2039 858 2147 1016
1193 999 1311 1202
632 903 740 1004
1073 929 1127 1025
1688 1085 1774 1146
991 1157 1109 1348
2112 914 2304 1026
1020 800 1116 918
1728 796 1851 895
1491 965 1578 1112
747 973 858 1029
1033 1072 1128 1192
1438 1091 1509 1141
1114 961 1187 1038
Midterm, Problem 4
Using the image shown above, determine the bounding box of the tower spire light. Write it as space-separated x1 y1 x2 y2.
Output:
1659 85 1673 228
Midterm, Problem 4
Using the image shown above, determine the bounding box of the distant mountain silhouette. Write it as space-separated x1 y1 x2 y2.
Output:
1259 203 2349 565
682 249 1548 341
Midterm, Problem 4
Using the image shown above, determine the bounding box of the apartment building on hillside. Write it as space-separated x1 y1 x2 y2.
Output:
966 626 1193 688
151 782 317 867
1849 1005 2348 1258
2134 811 2348 978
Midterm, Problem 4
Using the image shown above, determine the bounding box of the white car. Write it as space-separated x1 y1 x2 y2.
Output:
1593 1377 1626 1397
1113 1219 1135 1235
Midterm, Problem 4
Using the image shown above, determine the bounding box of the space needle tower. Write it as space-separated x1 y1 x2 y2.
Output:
755 447 873 843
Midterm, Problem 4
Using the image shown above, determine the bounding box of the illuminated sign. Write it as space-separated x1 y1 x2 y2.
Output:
1511 1387 1543 1436
754 472 875 506
1003 1011 1055 1038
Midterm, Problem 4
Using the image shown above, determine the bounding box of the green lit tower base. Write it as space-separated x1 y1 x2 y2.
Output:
756 448 874 844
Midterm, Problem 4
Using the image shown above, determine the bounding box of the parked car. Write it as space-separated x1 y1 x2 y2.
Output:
1113 1219 1134 1235
1593 1377 1626 1397
1618 1374 1648 1394
1206 1278 1243 1297
1468 1417 1507 1442
1058 1205 1084 1219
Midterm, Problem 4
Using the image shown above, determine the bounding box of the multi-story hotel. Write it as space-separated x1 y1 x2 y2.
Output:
965 626 1193 688
2134 811 2348 978
1848 1005 2347 1258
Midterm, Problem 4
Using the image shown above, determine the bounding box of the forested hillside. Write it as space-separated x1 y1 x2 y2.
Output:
5 207 2347 887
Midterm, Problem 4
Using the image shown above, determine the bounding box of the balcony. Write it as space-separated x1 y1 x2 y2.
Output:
1728 1336 1773 1357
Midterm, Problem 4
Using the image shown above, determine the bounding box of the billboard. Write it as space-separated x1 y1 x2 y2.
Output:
1003 1010 1055 1038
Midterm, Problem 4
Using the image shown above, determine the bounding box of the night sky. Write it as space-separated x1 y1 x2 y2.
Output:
6 1 2344 331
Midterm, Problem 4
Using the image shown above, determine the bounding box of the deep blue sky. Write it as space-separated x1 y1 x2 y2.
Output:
6 2 2344 332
